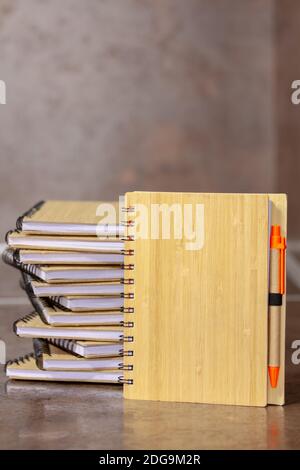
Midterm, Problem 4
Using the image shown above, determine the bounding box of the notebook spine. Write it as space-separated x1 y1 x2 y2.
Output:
33 338 51 369
20 272 35 298
2 248 40 280
121 204 135 385
51 296 77 312
5 229 20 244
5 352 35 371
20 272 44 318
2 247 20 269
33 338 51 356
13 311 38 336
19 263 39 278
16 200 45 230
47 337 81 357
25 293 49 324
50 296 75 311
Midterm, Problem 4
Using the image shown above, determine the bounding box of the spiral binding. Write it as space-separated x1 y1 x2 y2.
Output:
16 259 39 279
122 321 134 328
33 339 51 369
121 208 135 243
48 338 81 356
25 294 49 324
122 205 135 385
121 278 134 285
118 376 134 385
5 352 35 370
122 307 134 313
121 207 135 213
33 338 51 357
16 200 45 230
123 349 133 356
19 271 42 314
122 264 134 271
50 296 69 310
13 311 38 335
121 220 135 227
19 271 35 297
2 250 41 308
37 296 70 313
48 338 125 357
25 288 75 320
118 364 133 371
20 263 39 277
121 293 134 299
17 311 37 323
121 235 135 242
5 229 20 244
2 247 30 273
122 334 134 342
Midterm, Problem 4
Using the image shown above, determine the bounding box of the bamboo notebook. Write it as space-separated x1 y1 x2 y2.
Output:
2 247 124 282
33 339 125 371
15 200 123 236
14 312 125 341
19 272 124 312
46 338 125 358
16 250 124 265
5 354 124 383
30 280 124 297
23 294 124 326
7 232 124 253
122 192 287 407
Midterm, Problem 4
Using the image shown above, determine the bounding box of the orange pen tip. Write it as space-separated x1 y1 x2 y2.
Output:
268 366 280 388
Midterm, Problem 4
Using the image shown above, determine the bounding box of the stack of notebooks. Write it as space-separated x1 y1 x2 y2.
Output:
3 200 129 384
3 192 288 407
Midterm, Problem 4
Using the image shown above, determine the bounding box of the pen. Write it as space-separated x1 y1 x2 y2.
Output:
268 225 286 388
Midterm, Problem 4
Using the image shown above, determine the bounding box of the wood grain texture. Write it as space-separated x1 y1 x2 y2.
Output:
124 192 270 406
23 200 119 225
267 194 287 405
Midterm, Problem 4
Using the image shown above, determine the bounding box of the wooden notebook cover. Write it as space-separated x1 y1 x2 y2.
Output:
123 192 270 406
23 200 119 225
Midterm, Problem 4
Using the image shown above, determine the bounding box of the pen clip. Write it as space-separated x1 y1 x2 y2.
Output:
279 237 286 295
270 226 286 295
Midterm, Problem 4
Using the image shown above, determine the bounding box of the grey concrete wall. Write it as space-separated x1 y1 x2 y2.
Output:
276 0 300 236
0 0 275 295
